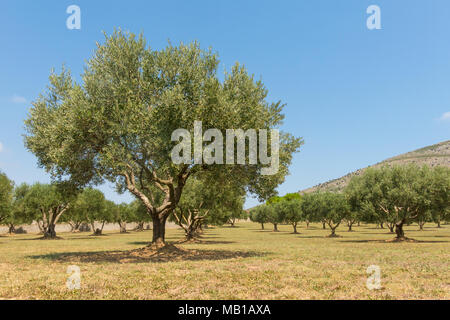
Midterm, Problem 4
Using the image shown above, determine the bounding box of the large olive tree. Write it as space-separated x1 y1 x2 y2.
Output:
24 30 302 247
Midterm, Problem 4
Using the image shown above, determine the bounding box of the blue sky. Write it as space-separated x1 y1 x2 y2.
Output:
0 0 449 208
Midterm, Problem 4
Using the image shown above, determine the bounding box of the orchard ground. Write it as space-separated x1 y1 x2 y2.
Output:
0 222 448 299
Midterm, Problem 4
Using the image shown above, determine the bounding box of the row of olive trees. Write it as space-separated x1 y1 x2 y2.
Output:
0 170 248 240
0 173 151 238
250 192 350 237
250 165 450 240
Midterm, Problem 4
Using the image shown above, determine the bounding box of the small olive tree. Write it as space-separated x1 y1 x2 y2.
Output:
0 172 14 228
22 183 75 239
272 193 303 233
249 205 269 230
71 188 109 235
301 192 349 237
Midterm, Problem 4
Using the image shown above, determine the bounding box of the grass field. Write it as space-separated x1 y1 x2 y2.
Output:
0 222 449 300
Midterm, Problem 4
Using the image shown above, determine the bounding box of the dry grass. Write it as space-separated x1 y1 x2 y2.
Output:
0 222 449 300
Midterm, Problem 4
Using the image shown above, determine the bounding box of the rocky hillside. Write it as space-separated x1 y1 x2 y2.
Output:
300 140 450 194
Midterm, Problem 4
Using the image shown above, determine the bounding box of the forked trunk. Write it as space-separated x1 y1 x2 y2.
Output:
273 223 278 232
292 222 298 234
8 224 15 234
322 222 326 229
347 220 354 232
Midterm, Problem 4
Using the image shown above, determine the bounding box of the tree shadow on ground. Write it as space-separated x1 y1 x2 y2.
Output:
414 235 450 238
28 244 267 264
359 232 396 235
129 239 236 245
295 235 331 239
338 239 449 244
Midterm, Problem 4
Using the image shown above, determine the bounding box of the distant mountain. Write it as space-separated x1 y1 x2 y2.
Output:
300 140 450 194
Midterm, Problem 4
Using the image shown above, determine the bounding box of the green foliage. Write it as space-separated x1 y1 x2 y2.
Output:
0 171 14 225
428 166 450 226
69 188 109 233
128 200 152 224
345 165 450 238
249 205 270 229
171 176 246 238
273 198 303 233
9 183 31 228
301 192 349 236
21 183 74 238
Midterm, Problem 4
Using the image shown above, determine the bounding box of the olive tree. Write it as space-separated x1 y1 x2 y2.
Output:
272 193 303 233
0 172 14 231
7 183 31 234
24 30 302 247
22 183 75 239
249 205 269 230
267 204 284 232
172 176 245 240
428 166 450 228
301 192 349 237
129 200 153 231
113 203 134 233
71 188 109 235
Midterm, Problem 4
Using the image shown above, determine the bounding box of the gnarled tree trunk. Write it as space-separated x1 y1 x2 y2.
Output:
173 208 208 241
395 221 405 239
152 215 167 246
134 221 145 232
41 204 70 239
119 220 127 233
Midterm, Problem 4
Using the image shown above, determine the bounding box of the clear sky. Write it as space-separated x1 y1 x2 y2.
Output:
0 0 449 208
